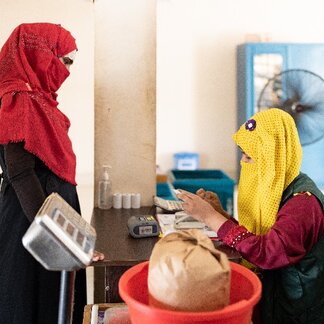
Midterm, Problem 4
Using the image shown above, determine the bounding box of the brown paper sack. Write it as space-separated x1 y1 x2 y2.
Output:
148 229 231 312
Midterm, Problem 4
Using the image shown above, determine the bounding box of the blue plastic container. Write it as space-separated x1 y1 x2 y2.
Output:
169 169 235 214
156 182 178 201
173 152 199 170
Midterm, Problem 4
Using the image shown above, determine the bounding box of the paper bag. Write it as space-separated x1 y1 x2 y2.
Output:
148 229 230 312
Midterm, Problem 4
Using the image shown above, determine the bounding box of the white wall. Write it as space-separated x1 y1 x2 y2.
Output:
0 0 95 219
156 0 324 179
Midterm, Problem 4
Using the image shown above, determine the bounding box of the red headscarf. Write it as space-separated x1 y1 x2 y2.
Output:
0 23 78 184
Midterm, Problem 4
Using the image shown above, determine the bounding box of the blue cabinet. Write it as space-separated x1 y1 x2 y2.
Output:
237 43 324 189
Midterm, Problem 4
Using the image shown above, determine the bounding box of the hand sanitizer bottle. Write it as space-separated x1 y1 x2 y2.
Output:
98 165 112 209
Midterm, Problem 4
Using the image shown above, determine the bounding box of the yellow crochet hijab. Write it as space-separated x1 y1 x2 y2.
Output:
232 108 302 235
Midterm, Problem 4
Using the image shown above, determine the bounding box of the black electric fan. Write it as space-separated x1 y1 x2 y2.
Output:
257 69 324 146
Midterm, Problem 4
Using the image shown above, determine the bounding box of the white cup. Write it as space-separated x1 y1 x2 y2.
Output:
113 193 122 209
122 193 131 209
131 193 141 209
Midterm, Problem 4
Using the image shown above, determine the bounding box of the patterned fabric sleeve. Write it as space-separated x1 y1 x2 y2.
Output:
218 221 253 248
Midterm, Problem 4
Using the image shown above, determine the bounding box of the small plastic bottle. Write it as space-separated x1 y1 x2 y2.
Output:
98 165 113 209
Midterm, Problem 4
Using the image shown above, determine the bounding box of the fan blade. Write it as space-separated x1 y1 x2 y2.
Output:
257 69 324 145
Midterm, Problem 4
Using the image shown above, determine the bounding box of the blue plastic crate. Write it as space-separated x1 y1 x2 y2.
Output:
169 169 235 214
156 182 178 201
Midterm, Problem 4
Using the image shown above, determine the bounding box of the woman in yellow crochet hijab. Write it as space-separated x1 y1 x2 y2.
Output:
177 108 324 324
234 108 302 235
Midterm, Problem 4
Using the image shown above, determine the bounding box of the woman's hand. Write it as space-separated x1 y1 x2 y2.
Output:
176 189 228 232
92 250 105 262
196 188 231 219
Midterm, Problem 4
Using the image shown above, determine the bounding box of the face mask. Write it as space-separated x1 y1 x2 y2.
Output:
48 56 70 93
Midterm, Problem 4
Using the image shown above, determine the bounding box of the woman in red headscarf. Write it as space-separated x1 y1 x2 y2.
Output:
0 23 103 324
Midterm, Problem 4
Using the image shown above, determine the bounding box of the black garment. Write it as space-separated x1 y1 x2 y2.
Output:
4 142 46 222
0 144 86 324
261 173 324 324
